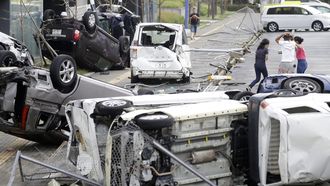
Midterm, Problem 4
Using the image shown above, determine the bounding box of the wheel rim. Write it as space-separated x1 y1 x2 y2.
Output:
88 14 96 28
288 79 318 92
139 114 168 120
313 22 322 31
101 100 127 107
268 23 277 32
59 59 75 83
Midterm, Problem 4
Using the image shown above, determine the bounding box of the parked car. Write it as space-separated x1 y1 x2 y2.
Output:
65 91 330 185
261 4 330 32
0 55 134 144
0 32 34 67
233 73 330 101
39 4 140 71
130 23 192 83
303 2 330 15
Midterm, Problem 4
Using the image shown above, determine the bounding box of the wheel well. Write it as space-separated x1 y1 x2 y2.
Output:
281 77 324 91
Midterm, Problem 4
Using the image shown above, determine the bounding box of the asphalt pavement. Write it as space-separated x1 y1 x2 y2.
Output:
1 9 330 185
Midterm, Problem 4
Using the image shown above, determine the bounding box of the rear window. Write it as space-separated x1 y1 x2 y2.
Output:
139 25 176 47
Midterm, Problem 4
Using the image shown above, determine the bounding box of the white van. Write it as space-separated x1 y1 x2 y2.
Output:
261 4 330 32
130 23 191 83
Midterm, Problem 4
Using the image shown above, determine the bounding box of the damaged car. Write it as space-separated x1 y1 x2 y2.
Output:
0 31 34 67
130 23 191 83
233 73 330 101
0 55 133 144
65 91 330 185
39 4 140 71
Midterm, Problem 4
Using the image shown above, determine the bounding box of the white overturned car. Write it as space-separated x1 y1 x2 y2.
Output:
65 91 330 186
130 23 191 83
0 31 34 67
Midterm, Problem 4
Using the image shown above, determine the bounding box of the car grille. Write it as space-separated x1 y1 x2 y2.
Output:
267 118 280 175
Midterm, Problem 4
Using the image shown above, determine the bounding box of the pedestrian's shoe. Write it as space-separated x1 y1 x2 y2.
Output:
246 87 251 92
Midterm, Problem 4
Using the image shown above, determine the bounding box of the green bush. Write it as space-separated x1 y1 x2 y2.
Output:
160 11 184 24
227 4 260 12
200 4 208 16
161 0 184 8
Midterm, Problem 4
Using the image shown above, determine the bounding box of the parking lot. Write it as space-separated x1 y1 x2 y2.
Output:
1 10 330 185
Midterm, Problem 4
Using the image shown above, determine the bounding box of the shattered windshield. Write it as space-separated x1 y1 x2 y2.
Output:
139 25 176 49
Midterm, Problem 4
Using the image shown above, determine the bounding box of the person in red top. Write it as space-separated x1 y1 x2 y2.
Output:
294 36 307 73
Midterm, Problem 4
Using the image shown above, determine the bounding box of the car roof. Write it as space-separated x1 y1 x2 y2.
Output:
137 22 183 31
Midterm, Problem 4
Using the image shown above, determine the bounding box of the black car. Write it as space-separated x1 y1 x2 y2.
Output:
39 4 140 71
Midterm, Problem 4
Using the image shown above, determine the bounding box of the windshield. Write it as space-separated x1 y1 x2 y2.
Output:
139 25 177 50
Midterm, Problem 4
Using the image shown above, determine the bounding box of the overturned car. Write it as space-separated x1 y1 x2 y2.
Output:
39 4 140 71
66 91 330 185
0 56 133 144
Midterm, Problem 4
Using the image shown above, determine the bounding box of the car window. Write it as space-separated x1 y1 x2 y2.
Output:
267 7 277 14
293 7 310 14
139 25 176 48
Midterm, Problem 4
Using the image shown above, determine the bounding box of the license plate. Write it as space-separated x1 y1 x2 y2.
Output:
52 29 62 35
156 63 166 68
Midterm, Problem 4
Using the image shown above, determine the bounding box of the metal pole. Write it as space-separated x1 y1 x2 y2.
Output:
184 0 189 29
152 140 216 186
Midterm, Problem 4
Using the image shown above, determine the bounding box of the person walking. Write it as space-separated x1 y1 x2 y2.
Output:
189 7 199 40
275 32 296 73
294 36 308 73
247 38 270 91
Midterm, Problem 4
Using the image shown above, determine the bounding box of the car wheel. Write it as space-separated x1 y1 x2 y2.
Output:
50 54 77 93
233 91 255 101
0 50 17 67
134 113 174 130
131 70 139 83
121 52 130 68
43 9 56 21
283 78 321 93
312 21 323 32
94 99 132 117
267 22 278 32
83 11 97 34
323 28 329 31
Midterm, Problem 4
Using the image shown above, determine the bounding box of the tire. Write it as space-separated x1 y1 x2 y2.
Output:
233 91 255 101
50 54 78 93
267 22 278 32
121 52 130 68
312 21 323 32
283 78 321 93
0 45 4 50
94 99 132 117
83 11 97 34
119 36 130 53
131 69 139 83
0 50 17 67
323 28 329 31
43 9 56 21
134 113 174 130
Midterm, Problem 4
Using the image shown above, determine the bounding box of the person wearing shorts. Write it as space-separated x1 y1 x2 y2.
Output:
275 33 296 73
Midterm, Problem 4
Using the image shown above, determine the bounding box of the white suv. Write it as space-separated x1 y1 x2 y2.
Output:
261 4 330 32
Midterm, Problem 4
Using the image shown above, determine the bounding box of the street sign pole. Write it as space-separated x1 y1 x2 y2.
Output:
185 0 189 29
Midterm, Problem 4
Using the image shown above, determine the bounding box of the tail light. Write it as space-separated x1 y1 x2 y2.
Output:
131 48 138 59
73 30 80 42
21 105 30 130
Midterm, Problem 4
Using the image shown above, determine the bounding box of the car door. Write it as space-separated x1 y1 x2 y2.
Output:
277 7 297 29
292 7 313 29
